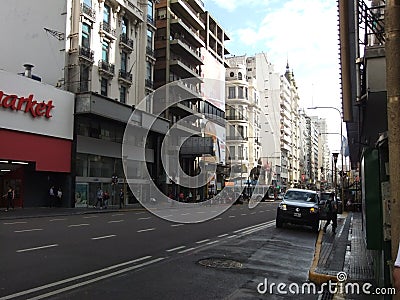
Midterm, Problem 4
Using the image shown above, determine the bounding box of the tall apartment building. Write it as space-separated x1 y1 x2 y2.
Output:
153 0 229 199
225 55 262 185
0 0 169 207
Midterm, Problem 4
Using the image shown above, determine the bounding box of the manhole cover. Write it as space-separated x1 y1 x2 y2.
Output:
198 258 243 269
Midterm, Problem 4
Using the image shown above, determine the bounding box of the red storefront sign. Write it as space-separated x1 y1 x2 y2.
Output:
0 90 55 118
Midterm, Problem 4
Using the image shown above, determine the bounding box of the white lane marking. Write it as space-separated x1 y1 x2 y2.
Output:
49 218 67 222
233 221 275 233
196 239 210 244
227 235 237 239
197 211 205 214
229 215 236 218
14 229 43 233
259 210 265 213
166 246 186 252
137 228 155 233
251 212 257 215
108 220 124 223
178 247 196 254
111 213 125 217
171 224 184 227
181 213 190 216
68 224 89 227
135 212 146 215
91 235 116 240
11 257 163 300
218 234 229 238
17 244 58 253
213 217 222 221
4 221 27 225
241 214 247 216
265 209 271 212
138 217 151 220
83 216 98 219
206 240 220 245
162 215 173 218
240 222 276 235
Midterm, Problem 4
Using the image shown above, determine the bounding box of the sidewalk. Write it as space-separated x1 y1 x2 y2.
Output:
309 211 377 299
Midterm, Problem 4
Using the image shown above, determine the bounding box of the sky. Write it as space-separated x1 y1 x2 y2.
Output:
203 0 343 152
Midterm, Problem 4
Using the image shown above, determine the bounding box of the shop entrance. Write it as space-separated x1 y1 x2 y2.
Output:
0 161 25 208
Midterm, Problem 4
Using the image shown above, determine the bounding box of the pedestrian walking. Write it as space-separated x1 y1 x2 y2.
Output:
103 190 110 209
49 185 56 207
95 187 103 209
57 187 63 207
3 186 15 211
119 189 124 209
323 194 338 234
393 242 400 292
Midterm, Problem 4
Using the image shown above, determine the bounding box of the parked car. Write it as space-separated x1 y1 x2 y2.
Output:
276 188 320 232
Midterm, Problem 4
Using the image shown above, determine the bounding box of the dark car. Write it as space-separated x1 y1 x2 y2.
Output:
276 188 320 232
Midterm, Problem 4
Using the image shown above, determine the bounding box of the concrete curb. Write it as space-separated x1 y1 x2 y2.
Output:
308 212 349 285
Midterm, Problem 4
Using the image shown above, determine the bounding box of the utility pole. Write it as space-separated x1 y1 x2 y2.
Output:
386 0 400 284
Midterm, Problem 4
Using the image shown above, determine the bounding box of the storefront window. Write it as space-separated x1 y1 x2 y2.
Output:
76 153 88 177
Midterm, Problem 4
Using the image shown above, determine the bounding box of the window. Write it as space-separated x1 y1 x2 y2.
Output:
82 23 90 48
121 17 128 36
157 7 166 19
101 77 108 96
121 51 127 73
120 86 126 103
146 61 152 80
228 86 235 99
238 86 244 99
147 29 153 49
229 146 235 160
147 0 153 19
103 4 110 24
238 72 242 80
102 41 109 62
80 64 90 92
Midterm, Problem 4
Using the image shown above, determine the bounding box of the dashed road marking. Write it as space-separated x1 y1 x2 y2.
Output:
4 221 27 225
68 224 89 228
14 228 43 233
178 247 196 254
108 220 124 223
83 216 98 219
213 217 222 221
17 244 58 253
91 235 116 240
49 218 67 222
166 246 186 252
196 239 210 244
218 234 229 238
138 217 151 220
171 224 184 227
206 240 219 245
137 228 155 233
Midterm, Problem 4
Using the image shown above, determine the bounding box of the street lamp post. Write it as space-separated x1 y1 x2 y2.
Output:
332 153 339 197
308 106 345 213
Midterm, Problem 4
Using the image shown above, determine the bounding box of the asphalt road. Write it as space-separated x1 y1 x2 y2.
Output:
0 202 320 299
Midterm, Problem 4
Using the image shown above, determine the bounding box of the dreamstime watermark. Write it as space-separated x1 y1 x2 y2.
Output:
121 77 275 223
256 272 396 296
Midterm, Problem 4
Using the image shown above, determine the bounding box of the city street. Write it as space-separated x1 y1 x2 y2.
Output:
0 202 320 299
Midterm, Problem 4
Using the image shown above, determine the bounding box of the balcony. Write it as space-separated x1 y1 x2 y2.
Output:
100 22 116 39
120 34 134 52
146 46 155 58
226 135 247 141
147 15 156 28
170 0 205 31
98 60 115 77
78 46 94 63
80 3 96 22
170 38 203 65
226 115 247 121
170 18 204 49
186 0 205 13
169 58 201 80
118 69 132 84
145 79 154 89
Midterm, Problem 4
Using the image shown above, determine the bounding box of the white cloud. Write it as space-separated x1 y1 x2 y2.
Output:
205 0 268 12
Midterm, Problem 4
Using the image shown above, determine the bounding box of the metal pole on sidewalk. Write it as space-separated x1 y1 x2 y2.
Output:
386 0 400 288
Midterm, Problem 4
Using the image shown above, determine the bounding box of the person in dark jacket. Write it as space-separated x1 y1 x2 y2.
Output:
323 194 337 234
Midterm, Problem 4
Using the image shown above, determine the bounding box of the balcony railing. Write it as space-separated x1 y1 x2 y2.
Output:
98 60 115 76
226 115 247 121
146 46 155 57
79 46 94 62
100 22 116 37
81 3 96 21
118 69 132 82
145 79 154 89
120 33 134 50
226 135 247 141
147 15 155 26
